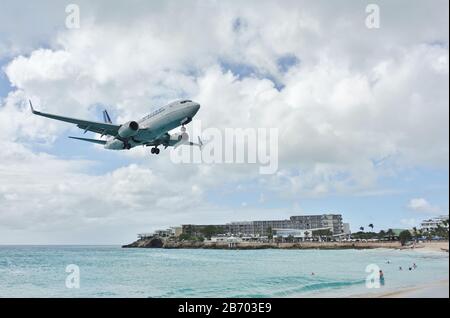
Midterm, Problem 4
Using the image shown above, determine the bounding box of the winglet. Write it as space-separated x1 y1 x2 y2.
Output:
29 100 36 113
102 109 112 123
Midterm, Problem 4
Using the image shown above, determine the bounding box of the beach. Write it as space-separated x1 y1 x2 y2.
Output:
377 280 449 298
416 241 449 253
354 279 449 298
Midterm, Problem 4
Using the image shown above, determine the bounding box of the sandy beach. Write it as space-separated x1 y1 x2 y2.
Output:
415 241 449 253
364 280 449 298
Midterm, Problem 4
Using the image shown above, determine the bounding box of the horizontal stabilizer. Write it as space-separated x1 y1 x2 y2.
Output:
69 136 107 145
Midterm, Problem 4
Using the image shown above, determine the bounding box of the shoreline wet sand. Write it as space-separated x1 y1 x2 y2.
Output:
354 280 449 298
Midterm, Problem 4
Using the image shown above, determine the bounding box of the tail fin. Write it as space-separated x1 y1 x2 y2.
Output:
102 109 112 123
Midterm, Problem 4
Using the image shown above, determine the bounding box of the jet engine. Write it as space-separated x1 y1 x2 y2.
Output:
170 132 189 143
118 121 139 138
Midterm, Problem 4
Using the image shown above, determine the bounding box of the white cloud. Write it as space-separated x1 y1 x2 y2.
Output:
0 0 448 242
407 198 442 214
0 140 216 243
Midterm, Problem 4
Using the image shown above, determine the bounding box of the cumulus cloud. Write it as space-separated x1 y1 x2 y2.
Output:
407 198 442 214
0 140 217 243
0 0 448 242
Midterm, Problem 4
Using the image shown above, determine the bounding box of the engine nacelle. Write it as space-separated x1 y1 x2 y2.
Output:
170 132 189 145
170 132 189 143
118 121 139 138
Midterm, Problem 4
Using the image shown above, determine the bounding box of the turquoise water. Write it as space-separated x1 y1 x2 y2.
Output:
0 246 448 297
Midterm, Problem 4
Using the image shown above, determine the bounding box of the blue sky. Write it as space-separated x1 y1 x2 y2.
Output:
0 0 448 244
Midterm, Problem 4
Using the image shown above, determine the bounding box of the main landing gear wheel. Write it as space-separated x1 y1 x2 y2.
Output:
150 147 160 155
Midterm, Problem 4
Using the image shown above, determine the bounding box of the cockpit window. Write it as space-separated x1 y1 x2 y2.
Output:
180 100 192 104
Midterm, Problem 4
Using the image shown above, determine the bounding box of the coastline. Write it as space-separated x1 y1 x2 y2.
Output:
123 239 449 252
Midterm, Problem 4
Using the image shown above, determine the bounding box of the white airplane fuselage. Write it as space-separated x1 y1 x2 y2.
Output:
105 100 200 150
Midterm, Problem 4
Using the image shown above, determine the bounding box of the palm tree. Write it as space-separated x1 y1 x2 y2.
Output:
368 224 374 232
359 226 364 232
386 229 395 241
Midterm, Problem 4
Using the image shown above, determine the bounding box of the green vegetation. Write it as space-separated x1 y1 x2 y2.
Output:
351 223 449 242
351 228 399 240
312 229 333 237
199 226 225 239
386 229 395 240
285 235 295 243
178 233 204 242
429 222 449 240
399 230 412 246
351 231 379 240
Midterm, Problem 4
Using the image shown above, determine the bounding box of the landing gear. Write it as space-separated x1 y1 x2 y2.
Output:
150 147 160 155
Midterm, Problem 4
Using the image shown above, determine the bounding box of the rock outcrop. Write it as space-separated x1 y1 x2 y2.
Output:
122 236 164 248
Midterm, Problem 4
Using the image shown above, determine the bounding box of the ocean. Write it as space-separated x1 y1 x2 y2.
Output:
0 246 448 298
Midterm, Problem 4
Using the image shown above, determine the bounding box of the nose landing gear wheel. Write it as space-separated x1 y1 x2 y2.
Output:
150 147 160 155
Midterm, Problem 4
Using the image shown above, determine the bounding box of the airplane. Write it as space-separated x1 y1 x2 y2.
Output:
29 99 201 155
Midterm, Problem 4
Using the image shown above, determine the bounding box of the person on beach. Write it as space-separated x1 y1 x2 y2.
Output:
379 270 385 286
413 263 417 269
399 266 403 271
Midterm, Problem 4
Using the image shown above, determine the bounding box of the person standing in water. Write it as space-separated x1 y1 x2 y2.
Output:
379 270 385 286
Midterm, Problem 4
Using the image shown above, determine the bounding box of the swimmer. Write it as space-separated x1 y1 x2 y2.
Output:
413 263 417 269
399 266 403 271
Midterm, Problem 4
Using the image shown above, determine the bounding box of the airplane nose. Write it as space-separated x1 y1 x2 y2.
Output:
191 103 200 115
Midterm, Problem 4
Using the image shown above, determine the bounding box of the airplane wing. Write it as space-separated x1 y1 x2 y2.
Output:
29 100 120 136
